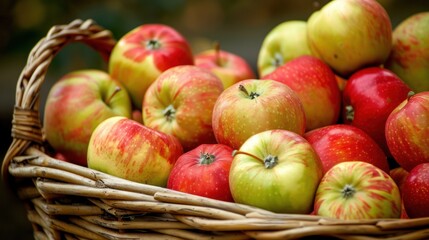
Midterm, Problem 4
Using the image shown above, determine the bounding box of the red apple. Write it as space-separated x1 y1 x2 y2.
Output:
229 129 323 213
212 79 305 150
87 116 183 187
402 163 429 218
43 69 132 166
142 65 223 151
263 55 341 131
342 67 412 156
194 44 255 89
304 124 389 175
167 144 234 202
314 161 401 220
389 167 409 193
307 0 392 77
109 24 194 109
385 12 429 93
385 91 429 171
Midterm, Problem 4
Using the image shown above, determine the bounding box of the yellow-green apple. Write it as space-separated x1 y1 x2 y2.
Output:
402 163 429 218
307 0 392 77
385 91 429 172
44 69 132 166
87 116 183 186
385 12 429 93
212 79 305 150
194 44 255 89
342 67 412 157
262 55 341 131
229 129 323 213
167 144 234 202
304 124 389 175
142 65 223 151
314 161 401 220
257 20 312 77
109 24 194 109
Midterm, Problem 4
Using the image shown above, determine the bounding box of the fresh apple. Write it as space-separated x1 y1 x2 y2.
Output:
229 129 323 213
304 124 389 174
263 55 341 131
385 91 429 172
109 24 194 109
314 161 402 220
402 163 429 218
342 67 412 157
44 69 132 166
212 79 305 150
385 12 429 93
167 144 234 202
389 167 409 193
87 116 183 186
257 20 312 77
194 44 255 89
142 65 223 151
307 0 392 77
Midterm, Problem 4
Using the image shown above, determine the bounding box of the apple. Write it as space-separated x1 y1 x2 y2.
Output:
314 161 402 220
304 124 389 175
389 167 409 193
262 55 341 131
44 69 132 166
385 12 429 93
142 65 223 151
342 67 412 157
194 44 255 89
87 116 183 186
167 144 234 202
229 129 323 213
109 24 194 109
212 79 305 150
307 0 392 77
402 163 429 218
385 91 429 172
257 20 312 77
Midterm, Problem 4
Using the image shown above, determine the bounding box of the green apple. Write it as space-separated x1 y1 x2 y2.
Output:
44 70 132 166
307 0 392 77
257 20 312 77
229 129 323 213
87 116 183 186
385 12 429 92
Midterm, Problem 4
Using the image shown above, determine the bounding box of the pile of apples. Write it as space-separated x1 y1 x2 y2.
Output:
43 0 429 220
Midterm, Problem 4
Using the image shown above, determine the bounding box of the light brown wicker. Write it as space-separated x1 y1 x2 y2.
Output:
2 19 429 240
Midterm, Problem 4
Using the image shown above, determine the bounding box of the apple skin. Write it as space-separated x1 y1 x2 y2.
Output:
307 0 392 77
229 129 323 213
314 161 402 220
385 12 429 93
212 79 306 150
402 163 429 218
44 70 132 166
342 67 412 157
385 91 429 172
257 20 312 77
87 116 183 187
142 65 223 151
263 55 341 131
194 49 255 89
167 144 234 202
109 24 194 109
304 124 389 175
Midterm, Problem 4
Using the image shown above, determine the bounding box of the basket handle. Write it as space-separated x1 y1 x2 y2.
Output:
2 19 117 185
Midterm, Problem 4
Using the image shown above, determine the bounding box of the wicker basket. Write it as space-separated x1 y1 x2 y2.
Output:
2 19 429 240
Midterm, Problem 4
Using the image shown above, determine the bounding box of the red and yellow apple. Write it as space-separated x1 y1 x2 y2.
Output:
402 163 429 218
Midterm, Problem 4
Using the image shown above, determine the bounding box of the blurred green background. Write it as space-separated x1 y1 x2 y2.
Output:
0 0 428 239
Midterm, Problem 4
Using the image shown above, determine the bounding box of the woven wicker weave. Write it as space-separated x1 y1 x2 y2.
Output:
2 19 429 240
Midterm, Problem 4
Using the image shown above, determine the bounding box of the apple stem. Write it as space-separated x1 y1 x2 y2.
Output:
239 84 260 99
105 86 121 105
345 105 354 122
233 150 278 169
342 184 356 199
199 152 216 165
407 91 415 100
163 104 176 122
214 41 222 66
